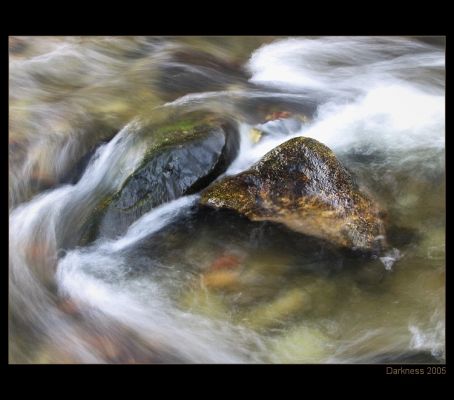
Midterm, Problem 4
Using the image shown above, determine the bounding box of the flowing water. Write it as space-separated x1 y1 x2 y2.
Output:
9 36 445 364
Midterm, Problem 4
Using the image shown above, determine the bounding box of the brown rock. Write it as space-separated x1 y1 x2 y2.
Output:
200 137 386 252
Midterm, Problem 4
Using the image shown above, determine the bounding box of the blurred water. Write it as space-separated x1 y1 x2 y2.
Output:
9 36 445 363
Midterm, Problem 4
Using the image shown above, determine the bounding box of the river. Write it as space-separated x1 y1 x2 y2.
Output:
9 36 445 363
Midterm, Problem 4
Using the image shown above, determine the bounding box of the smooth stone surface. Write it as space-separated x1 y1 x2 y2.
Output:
84 115 239 242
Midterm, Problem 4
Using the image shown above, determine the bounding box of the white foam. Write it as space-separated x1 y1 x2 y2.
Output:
380 248 402 271
409 320 445 358
56 241 266 363
248 37 444 96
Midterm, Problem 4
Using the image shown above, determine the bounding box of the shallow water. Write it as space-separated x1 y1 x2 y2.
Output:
9 36 445 363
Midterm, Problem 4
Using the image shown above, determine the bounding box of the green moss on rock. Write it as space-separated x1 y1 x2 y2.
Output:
86 114 240 240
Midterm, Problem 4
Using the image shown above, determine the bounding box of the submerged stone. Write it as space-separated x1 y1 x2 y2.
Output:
269 325 332 363
180 286 229 320
208 252 242 271
156 49 248 101
200 136 386 252
201 270 240 290
244 289 312 329
254 113 309 139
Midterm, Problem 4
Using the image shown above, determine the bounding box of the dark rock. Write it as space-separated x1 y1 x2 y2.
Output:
200 137 386 252
92 115 240 240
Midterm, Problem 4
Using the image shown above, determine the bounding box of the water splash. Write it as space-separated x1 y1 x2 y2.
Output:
380 248 402 271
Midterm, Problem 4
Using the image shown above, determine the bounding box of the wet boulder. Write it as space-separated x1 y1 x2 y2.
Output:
200 137 386 252
92 116 240 240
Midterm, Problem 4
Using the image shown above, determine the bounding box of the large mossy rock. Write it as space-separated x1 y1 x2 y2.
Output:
200 137 386 252
89 116 240 240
